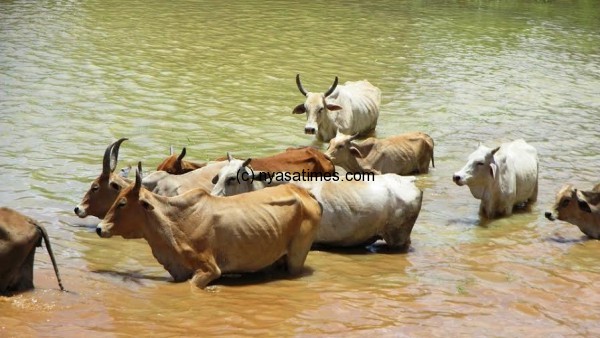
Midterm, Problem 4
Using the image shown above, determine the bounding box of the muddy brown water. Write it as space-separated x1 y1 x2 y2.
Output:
1 0 599 336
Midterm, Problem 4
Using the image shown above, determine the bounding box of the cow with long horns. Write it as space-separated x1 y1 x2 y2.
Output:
292 74 381 142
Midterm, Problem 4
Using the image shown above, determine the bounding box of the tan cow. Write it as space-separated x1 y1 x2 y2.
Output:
0 207 64 294
96 164 322 289
155 146 207 175
324 130 434 175
545 183 600 238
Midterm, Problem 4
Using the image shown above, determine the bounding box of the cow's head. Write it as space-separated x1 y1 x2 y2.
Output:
545 184 600 239
97 162 148 239
452 143 500 187
323 130 361 166
545 184 579 221
292 74 342 135
156 146 206 175
75 138 131 219
210 153 254 196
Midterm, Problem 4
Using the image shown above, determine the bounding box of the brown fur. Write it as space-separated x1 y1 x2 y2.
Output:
546 183 600 239
156 147 207 175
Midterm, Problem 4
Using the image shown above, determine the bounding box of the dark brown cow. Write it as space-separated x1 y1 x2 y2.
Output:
155 147 207 175
0 207 64 294
215 146 335 174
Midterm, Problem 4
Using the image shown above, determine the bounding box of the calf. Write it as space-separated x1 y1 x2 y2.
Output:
96 164 321 289
211 157 423 250
545 184 600 238
324 130 435 175
0 207 64 294
156 146 207 175
453 139 538 219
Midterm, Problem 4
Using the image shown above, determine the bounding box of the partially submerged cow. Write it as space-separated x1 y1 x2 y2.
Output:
0 207 64 294
96 164 322 289
292 74 381 142
211 157 423 251
155 146 207 175
324 131 435 175
452 139 538 219
545 183 600 238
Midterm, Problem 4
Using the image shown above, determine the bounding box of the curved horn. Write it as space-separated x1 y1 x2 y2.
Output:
349 133 360 141
102 141 114 176
134 162 143 193
227 152 234 162
177 147 187 162
296 74 308 97
242 158 252 167
110 138 129 172
324 76 339 97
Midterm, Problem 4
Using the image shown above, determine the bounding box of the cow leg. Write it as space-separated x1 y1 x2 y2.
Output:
190 257 221 289
285 224 315 276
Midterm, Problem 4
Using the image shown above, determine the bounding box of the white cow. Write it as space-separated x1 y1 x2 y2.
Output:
211 158 423 250
452 139 538 219
142 161 227 196
292 74 381 142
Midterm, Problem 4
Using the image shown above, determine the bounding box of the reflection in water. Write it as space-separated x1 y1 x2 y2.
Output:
1 0 600 335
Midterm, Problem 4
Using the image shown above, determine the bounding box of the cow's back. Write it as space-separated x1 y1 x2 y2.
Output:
152 161 227 196
250 147 334 173
499 139 538 201
330 80 381 135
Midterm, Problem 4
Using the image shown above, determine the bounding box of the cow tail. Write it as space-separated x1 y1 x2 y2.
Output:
35 224 65 291
431 148 435 168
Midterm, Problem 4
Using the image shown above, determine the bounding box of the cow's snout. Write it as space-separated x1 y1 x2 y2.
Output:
95 227 102 237
74 206 87 218
544 211 555 221
452 174 463 186
305 127 316 135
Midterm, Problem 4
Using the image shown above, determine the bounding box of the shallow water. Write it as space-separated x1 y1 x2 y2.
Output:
1 0 599 336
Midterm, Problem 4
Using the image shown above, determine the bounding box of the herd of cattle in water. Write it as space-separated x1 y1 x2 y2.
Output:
1 74 599 293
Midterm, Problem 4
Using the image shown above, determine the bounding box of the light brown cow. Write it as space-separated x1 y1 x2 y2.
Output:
0 207 64 294
324 131 434 175
75 138 130 219
545 183 600 239
155 146 207 175
96 164 322 289
214 146 335 174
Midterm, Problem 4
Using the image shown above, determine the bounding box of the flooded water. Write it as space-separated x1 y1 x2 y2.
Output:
1 0 600 336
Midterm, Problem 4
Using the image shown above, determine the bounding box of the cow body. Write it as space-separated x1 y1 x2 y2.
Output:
96 167 321 289
0 207 64 294
325 131 435 175
292 75 381 142
453 139 538 219
143 161 227 197
212 159 423 250
545 183 600 238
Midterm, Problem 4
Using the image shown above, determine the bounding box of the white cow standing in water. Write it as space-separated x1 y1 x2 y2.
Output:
452 139 538 219
292 74 381 142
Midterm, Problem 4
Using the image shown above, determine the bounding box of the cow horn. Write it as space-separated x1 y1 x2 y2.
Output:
102 141 114 176
296 74 308 97
324 76 339 97
242 158 252 168
169 145 174 156
177 147 187 162
227 152 234 162
110 138 129 173
134 162 143 193
349 133 360 141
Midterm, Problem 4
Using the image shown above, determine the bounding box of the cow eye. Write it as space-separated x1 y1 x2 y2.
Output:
117 198 127 209
91 184 100 192
476 162 484 166
560 199 571 208
110 182 121 191
336 144 343 149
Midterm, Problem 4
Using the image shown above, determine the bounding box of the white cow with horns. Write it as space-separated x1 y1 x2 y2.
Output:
292 74 381 142
452 139 538 219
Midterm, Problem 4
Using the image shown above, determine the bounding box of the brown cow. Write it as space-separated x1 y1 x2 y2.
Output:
0 207 64 294
155 146 207 175
215 146 335 174
545 183 600 239
96 164 321 289
324 131 434 175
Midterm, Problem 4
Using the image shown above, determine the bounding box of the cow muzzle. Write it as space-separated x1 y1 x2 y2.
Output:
452 174 464 186
96 223 112 238
304 127 316 135
74 205 87 218
544 211 556 221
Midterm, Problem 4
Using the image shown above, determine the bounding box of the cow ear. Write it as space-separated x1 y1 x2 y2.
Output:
349 146 365 158
140 199 154 211
211 174 219 185
292 104 306 114
489 163 497 179
578 200 592 213
326 104 343 111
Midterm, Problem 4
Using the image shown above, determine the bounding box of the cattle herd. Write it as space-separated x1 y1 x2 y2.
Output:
1 75 599 293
